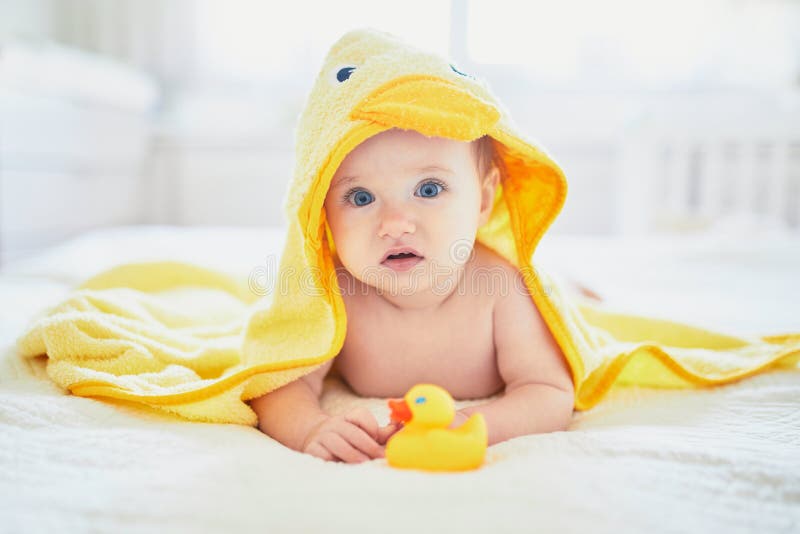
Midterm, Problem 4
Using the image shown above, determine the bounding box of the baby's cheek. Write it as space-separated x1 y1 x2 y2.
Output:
435 214 479 258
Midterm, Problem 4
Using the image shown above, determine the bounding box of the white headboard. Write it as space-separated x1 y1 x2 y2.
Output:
617 98 800 235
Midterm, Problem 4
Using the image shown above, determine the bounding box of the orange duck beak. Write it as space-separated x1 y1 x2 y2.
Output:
388 398 412 424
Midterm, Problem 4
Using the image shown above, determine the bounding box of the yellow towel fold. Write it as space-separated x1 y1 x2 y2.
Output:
17 29 799 424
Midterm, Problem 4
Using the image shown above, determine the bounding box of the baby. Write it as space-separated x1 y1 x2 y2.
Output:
250 127 575 463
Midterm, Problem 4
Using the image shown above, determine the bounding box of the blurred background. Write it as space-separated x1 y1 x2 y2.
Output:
1 0 799 265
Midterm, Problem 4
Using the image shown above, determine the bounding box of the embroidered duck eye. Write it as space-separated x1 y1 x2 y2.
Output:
343 188 374 207
414 396 426 404
450 63 471 78
416 179 447 198
332 65 357 84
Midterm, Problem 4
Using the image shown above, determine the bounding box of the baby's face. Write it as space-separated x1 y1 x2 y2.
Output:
324 128 496 297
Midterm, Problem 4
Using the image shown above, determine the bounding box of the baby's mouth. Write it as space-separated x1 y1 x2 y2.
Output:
381 250 425 272
386 252 417 260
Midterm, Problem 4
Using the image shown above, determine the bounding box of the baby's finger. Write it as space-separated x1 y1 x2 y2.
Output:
344 408 379 441
377 422 401 445
340 422 385 459
305 441 335 462
321 432 370 464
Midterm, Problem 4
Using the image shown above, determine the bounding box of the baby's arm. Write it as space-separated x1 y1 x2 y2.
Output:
250 360 333 452
249 359 392 463
456 268 575 445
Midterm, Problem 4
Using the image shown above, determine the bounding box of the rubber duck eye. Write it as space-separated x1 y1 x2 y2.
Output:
414 396 426 404
336 66 356 82
450 63 471 78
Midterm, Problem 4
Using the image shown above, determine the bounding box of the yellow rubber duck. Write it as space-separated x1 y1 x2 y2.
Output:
386 384 488 472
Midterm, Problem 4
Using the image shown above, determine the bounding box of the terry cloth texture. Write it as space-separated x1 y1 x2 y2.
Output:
17 29 800 424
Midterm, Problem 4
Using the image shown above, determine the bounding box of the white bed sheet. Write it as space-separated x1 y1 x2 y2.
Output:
1 226 798 534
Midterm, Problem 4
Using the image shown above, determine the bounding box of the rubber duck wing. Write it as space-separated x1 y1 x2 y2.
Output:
454 413 488 440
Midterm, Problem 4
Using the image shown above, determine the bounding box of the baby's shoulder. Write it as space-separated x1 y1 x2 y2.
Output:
467 242 526 294
468 242 546 318
470 241 516 271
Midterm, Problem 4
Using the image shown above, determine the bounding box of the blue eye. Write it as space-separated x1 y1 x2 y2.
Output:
346 189 373 207
337 66 356 82
414 396 426 404
416 181 444 198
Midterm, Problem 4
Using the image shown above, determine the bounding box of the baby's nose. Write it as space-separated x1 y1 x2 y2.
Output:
377 207 416 239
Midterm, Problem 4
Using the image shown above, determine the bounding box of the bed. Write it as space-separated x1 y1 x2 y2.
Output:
2 225 798 533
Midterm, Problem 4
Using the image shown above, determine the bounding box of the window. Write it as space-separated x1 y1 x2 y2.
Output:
467 0 799 89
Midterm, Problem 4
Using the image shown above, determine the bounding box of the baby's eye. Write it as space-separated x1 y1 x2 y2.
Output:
416 180 445 199
345 189 374 207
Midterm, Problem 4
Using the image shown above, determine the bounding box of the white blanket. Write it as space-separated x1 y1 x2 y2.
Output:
2 226 798 533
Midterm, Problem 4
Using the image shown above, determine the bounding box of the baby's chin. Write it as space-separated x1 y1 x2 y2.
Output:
358 263 466 297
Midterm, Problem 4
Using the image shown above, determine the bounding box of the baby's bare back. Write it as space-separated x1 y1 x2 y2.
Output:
332 244 506 399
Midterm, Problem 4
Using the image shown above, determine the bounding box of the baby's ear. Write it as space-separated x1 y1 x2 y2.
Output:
479 166 500 226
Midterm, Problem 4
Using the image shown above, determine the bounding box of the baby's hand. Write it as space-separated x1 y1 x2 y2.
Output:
302 407 387 464
377 420 402 444
447 410 471 429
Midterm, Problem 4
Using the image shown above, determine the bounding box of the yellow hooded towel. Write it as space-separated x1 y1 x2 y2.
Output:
16 29 800 425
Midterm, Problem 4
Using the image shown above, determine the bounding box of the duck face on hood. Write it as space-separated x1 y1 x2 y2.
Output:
289 29 566 288
323 127 499 300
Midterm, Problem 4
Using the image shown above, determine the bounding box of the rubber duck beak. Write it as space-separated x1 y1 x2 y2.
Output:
388 398 412 424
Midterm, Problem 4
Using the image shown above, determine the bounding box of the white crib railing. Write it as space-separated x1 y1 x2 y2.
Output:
617 104 800 235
